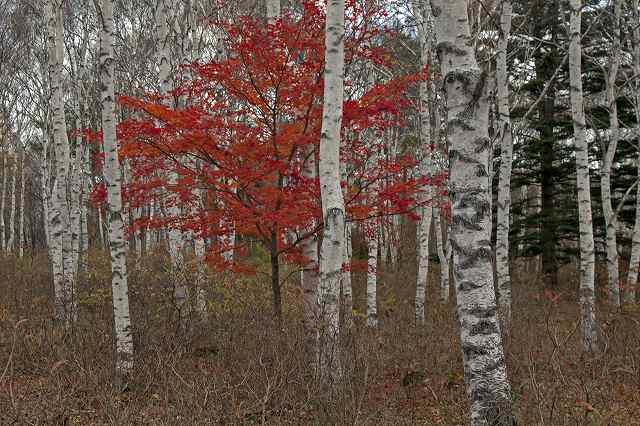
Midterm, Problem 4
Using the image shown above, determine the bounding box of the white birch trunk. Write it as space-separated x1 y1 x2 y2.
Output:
1 153 6 252
434 206 450 302
7 155 15 252
432 0 514 422
342 221 353 324
626 0 640 304
301 144 320 350
413 0 434 325
416 200 432 323
18 149 25 257
155 0 189 330
366 226 378 328
318 0 345 386
601 0 622 307
46 0 76 330
569 0 597 352
495 0 514 327
97 0 134 372
266 0 280 21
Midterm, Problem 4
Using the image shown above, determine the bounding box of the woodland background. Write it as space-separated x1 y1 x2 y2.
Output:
2 0 640 424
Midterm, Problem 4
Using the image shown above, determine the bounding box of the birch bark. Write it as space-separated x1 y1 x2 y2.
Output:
366 225 378 328
433 206 450 302
626 0 640 304
569 0 597 352
46 0 76 330
97 0 135 372
1 152 6 252
301 145 319 351
7 153 15 251
601 0 622 307
266 0 280 21
495 0 514 327
18 149 25 257
318 0 345 387
155 0 189 330
431 0 514 422
413 0 434 325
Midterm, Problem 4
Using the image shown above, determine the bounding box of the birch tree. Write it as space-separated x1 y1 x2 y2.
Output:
431 0 514 422
96 0 134 372
625 0 640 304
318 0 345 386
495 0 514 327
413 0 434 325
366 225 378 328
46 0 76 330
155 0 189 331
601 0 622 307
569 0 597 352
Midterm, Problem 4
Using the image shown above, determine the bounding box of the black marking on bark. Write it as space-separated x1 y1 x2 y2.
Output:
449 149 476 164
458 280 483 292
469 320 499 336
453 214 483 231
476 164 488 177
448 117 474 133
436 41 466 57
473 137 492 153
461 342 490 358
467 305 498 319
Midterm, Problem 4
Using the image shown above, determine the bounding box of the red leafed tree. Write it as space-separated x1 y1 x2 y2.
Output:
114 1 430 315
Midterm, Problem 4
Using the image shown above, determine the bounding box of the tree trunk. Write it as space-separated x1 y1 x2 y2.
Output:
1 152 6 253
601 0 622 307
266 0 280 21
416 202 432 323
569 0 597 352
366 226 378 328
155 0 189 330
46 0 76 331
7 155 15 252
412 0 434 325
626 0 640 304
495 0 514 328
431 1 514 423
433 206 449 302
18 149 25 258
318 0 345 388
270 234 282 321
97 0 135 373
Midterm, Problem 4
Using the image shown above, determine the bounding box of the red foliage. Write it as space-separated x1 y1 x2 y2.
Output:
107 1 442 270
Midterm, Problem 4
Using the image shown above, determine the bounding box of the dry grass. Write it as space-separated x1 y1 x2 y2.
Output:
1 249 640 425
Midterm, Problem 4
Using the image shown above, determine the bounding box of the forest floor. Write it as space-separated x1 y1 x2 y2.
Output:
2 249 640 425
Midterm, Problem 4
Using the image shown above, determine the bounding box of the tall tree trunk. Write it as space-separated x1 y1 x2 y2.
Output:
626 0 640 304
318 0 345 387
569 0 597 352
7 155 15 252
433 206 449 302
431 1 514 423
366 226 378 328
495 0 514 328
602 0 622 307
97 0 134 373
413 0 434 325
301 144 320 355
155 0 189 330
18 149 25 258
416 201 432 323
46 0 76 331
1 152 6 253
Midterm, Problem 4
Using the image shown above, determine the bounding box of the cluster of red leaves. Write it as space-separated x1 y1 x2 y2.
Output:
104 1 442 270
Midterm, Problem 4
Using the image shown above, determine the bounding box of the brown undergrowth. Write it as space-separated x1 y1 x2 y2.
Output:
1 250 640 425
